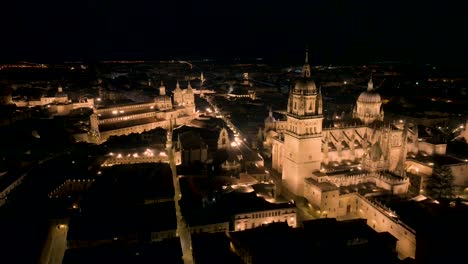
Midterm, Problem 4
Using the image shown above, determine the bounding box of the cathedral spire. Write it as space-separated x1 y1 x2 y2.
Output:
58 83 63 93
303 46 311 78
367 73 374 91
200 72 205 86
396 121 408 178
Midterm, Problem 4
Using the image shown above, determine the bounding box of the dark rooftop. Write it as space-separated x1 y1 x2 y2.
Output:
63 238 183 264
67 202 176 241
229 218 399 264
305 177 339 192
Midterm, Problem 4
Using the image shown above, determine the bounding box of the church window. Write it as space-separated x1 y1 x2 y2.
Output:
294 102 297 109
222 138 226 144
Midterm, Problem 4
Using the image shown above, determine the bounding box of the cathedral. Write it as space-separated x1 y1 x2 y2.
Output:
265 50 417 198
262 51 423 259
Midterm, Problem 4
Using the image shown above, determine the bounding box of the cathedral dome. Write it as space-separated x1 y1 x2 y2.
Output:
357 76 381 103
357 91 381 103
294 78 317 94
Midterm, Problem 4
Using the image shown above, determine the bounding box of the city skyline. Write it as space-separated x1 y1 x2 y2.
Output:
1 1 467 65
1 2 468 264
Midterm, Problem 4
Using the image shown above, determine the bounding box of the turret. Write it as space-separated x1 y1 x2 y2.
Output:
316 86 323 115
159 81 166 96
173 81 183 106
187 80 193 92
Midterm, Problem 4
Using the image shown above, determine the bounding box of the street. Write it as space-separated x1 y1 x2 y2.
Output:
38 220 68 264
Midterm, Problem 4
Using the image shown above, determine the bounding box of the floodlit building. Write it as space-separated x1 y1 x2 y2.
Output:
263 50 427 259
12 84 94 115
75 81 197 143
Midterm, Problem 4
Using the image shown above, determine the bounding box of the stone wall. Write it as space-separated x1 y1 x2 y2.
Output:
350 193 416 259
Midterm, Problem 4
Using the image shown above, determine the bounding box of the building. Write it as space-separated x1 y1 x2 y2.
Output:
228 219 399 264
12 84 94 115
263 50 433 260
76 81 197 143
179 176 297 234
352 76 384 124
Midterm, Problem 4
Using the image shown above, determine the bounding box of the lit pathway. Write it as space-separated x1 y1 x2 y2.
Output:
166 126 194 264
38 219 69 264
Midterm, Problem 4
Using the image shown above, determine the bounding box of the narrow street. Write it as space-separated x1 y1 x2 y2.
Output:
38 219 68 264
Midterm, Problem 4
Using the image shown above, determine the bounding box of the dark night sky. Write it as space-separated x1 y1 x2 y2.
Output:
1 0 467 65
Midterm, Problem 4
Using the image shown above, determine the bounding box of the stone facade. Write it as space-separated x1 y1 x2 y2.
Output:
78 81 197 144
233 207 297 231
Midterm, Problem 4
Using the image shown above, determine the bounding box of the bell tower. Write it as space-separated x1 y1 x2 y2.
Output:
282 48 323 196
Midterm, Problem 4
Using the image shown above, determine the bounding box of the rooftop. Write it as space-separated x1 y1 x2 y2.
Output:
63 239 183 264
229 218 399 264
99 117 165 132
98 107 156 120
305 177 339 192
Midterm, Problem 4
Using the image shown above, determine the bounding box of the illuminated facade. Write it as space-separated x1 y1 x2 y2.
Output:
75 81 197 143
233 207 297 231
352 76 384 124
263 51 468 260
268 51 415 197
13 84 94 115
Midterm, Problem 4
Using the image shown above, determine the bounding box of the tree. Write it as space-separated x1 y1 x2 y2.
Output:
426 164 455 200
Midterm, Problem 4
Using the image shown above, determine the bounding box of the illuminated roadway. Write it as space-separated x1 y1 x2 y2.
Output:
38 220 68 264
166 127 194 264
204 95 317 224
